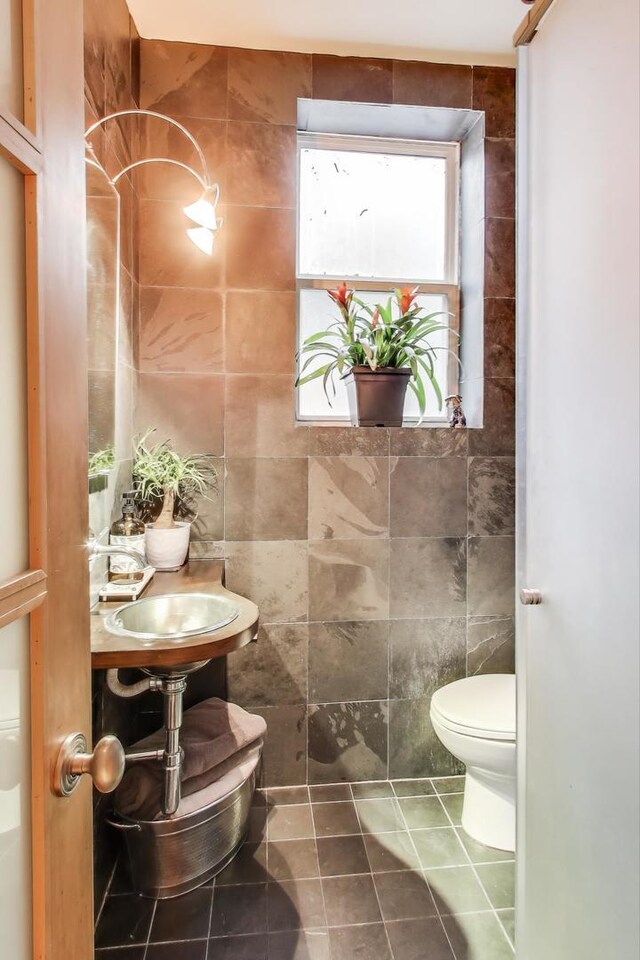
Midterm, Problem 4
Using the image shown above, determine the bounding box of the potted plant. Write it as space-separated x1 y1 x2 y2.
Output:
132 431 217 571
296 283 450 427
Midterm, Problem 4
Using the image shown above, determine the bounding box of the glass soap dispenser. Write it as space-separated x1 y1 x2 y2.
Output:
109 491 146 580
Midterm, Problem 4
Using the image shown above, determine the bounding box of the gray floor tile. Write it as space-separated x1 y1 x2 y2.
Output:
267 879 326 932
311 801 361 837
322 874 382 926
211 884 268 937
352 781 395 799
267 928 331 960
385 917 454 960
440 793 464 825
363 831 421 873
267 839 320 882
268 786 311 806
425 867 492 916
216 842 269 886
309 784 351 802
398 796 450 829
475 862 516 909
355 798 406 834
316 835 370 877
206 933 268 958
373 870 438 921
443 911 515 959
149 887 212 942
431 776 465 795
328 923 393 960
456 828 514 864
147 943 208 960
267 804 315 841
247 806 268 843
496 908 516 945
411 827 469 869
392 779 436 797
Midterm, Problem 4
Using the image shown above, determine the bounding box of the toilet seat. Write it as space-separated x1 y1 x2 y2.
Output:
430 674 516 742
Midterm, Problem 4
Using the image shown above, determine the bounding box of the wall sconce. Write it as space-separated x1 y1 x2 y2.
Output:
85 109 223 255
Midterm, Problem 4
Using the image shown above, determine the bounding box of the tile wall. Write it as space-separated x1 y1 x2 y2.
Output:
134 43 517 786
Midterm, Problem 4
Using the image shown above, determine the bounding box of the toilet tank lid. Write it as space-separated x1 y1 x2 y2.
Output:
431 674 516 737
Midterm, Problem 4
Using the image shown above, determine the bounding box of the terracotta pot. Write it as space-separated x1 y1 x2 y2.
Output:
144 521 191 571
343 366 411 427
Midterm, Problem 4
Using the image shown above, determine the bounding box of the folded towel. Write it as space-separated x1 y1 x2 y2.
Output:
114 698 267 820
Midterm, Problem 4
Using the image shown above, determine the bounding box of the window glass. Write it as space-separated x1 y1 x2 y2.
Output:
299 148 447 282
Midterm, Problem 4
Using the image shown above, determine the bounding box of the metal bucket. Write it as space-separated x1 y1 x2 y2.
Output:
108 744 262 899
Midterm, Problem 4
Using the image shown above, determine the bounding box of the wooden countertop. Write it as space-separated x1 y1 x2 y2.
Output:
90 559 259 670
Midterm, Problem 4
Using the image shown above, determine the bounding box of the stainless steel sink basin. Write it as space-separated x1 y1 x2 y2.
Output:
105 593 240 643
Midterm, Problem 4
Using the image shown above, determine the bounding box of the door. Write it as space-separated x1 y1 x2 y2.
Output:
1 1 95 958
516 0 640 958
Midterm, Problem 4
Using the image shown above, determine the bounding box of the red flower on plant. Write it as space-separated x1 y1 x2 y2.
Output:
399 286 419 315
328 281 352 312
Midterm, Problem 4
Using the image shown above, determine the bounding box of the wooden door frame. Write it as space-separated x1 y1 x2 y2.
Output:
1 0 92 957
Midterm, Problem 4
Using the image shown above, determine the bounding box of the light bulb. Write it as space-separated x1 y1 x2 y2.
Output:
184 196 218 229
187 226 215 256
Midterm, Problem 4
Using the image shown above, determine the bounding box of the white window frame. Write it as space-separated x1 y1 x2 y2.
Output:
296 131 461 424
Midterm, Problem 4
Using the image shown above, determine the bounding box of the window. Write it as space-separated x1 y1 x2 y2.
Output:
296 132 460 423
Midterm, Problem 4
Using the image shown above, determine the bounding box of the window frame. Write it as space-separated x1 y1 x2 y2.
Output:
296 131 461 424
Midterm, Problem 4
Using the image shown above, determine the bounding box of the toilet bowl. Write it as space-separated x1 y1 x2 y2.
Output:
430 674 516 852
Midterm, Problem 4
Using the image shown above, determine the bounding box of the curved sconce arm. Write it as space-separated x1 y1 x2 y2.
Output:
84 109 222 255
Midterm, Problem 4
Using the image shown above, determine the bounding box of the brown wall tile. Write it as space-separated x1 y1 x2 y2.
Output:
140 39 228 119
390 457 467 537
389 428 468 458
137 117 227 202
225 458 309 540
308 457 389 540
309 621 389 703
468 378 515 457
253 705 307 786
472 66 516 138
139 286 223 373
308 427 389 458
226 122 297 207
225 540 309 623
484 218 516 299
393 61 472 108
225 375 309 457
389 538 467 619
225 291 296 375
484 298 515 379
308 701 388 783
309 540 390 621
227 623 309 707
228 48 311 124
136 372 224 454
467 536 515 617
468 457 515 536
485 138 516 219
312 54 393 104
225 206 296 290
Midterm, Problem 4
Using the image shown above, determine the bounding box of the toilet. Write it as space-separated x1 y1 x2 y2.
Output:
430 674 516 852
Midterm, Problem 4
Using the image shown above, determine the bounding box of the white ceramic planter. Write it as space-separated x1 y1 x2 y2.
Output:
144 521 191 571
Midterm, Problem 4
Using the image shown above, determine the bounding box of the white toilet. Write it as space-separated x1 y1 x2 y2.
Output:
430 673 516 852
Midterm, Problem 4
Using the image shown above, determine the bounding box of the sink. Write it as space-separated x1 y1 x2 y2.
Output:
105 592 240 643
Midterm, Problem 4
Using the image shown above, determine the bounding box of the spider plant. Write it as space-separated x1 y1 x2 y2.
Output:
296 283 453 416
88 446 115 476
132 430 217 529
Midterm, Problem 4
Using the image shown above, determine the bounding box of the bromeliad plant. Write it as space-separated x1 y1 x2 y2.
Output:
132 430 217 529
295 282 451 416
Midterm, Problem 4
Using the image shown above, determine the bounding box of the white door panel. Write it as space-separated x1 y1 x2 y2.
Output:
517 0 640 958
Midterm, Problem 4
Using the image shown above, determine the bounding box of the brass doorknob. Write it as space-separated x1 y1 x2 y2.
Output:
53 732 125 797
520 588 543 605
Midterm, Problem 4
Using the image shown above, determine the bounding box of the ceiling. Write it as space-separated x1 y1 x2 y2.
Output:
126 0 522 67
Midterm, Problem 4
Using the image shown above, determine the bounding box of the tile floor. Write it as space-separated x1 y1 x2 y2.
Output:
95 777 515 959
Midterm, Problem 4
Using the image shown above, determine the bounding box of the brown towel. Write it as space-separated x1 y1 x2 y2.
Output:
115 698 266 820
